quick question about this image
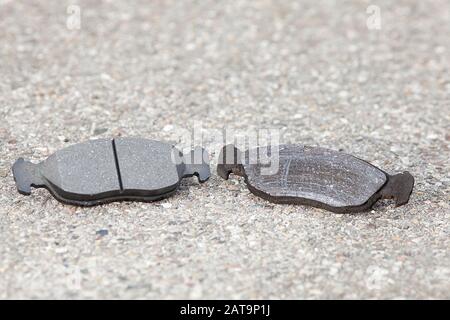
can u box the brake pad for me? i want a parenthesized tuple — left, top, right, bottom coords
(217, 144, 414, 213)
(12, 138, 210, 206)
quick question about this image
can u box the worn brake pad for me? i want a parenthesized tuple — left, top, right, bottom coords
(217, 144, 414, 213)
(12, 138, 210, 206)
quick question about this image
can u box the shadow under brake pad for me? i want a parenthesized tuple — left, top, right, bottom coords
(12, 138, 210, 206)
(217, 144, 414, 213)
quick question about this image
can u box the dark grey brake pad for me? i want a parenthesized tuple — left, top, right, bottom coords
(217, 144, 414, 213)
(12, 138, 210, 206)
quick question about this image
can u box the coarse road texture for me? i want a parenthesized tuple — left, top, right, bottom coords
(0, 0, 449, 299)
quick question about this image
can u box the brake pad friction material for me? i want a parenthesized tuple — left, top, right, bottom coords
(113, 138, 181, 195)
(217, 144, 414, 213)
(12, 138, 210, 206)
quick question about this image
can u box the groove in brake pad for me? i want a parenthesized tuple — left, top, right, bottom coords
(12, 138, 210, 206)
(217, 144, 414, 213)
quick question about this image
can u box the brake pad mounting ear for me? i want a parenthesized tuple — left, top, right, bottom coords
(217, 144, 414, 213)
(12, 138, 210, 206)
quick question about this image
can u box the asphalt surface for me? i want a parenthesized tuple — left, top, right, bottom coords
(0, 0, 449, 299)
